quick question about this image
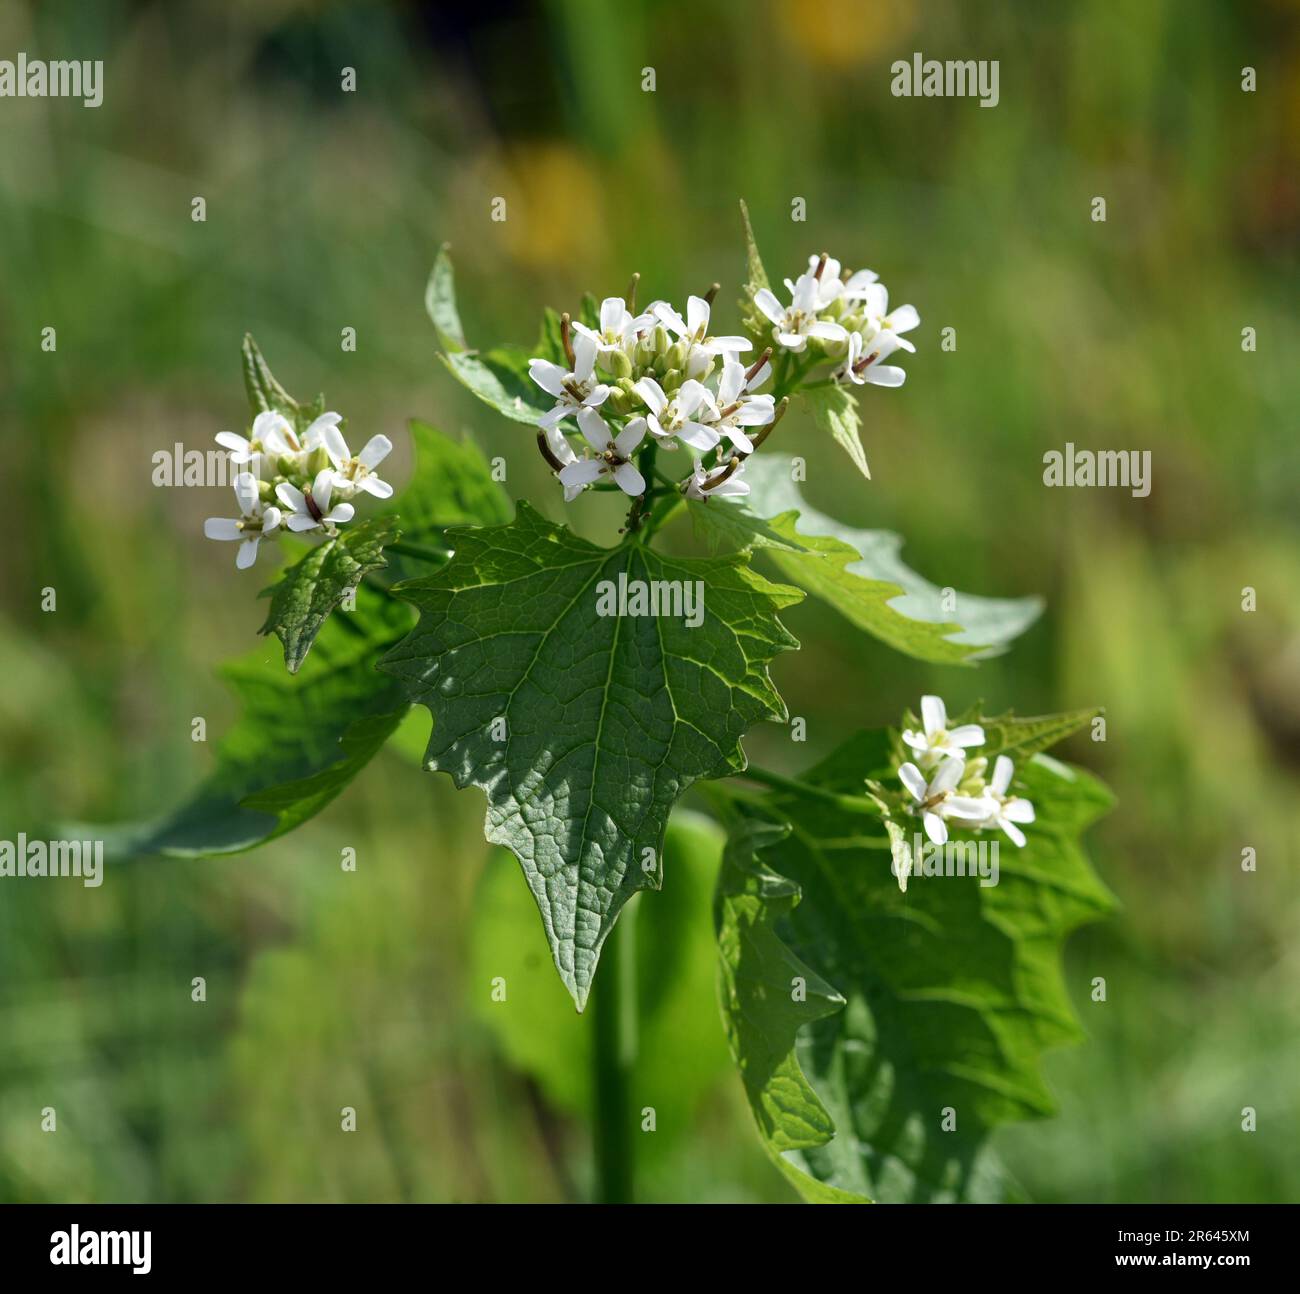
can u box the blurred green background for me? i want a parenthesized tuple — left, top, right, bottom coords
(2, 0, 1298, 1203)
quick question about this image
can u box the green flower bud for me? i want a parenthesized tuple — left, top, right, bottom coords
(658, 367, 682, 394)
(651, 323, 671, 355)
(606, 348, 633, 380)
(664, 340, 688, 372)
(305, 445, 331, 476)
(607, 385, 636, 416)
(257, 479, 275, 502)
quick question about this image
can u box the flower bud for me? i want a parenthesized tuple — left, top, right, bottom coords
(607, 385, 636, 416)
(605, 348, 633, 380)
(305, 445, 331, 476)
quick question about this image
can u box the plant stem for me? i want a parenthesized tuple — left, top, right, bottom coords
(741, 763, 883, 814)
(592, 899, 638, 1204)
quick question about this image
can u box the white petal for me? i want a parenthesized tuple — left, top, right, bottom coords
(865, 365, 906, 387)
(613, 417, 647, 458)
(887, 304, 920, 334)
(676, 380, 709, 415)
(677, 421, 720, 452)
(312, 469, 334, 511)
(923, 812, 948, 846)
(898, 762, 928, 802)
(320, 424, 350, 465)
(921, 695, 947, 737)
(612, 462, 646, 496)
(864, 283, 889, 316)
(275, 481, 304, 512)
(721, 425, 754, 453)
(233, 472, 260, 514)
(326, 502, 355, 525)
(538, 404, 568, 430)
(950, 724, 985, 749)
(360, 476, 394, 498)
(776, 332, 806, 351)
(204, 517, 242, 541)
(558, 459, 603, 489)
(545, 426, 577, 466)
(577, 406, 612, 452)
(599, 297, 626, 333)
(262, 506, 282, 532)
(215, 432, 249, 454)
(807, 320, 848, 342)
(686, 295, 709, 337)
(528, 359, 567, 397)
(287, 514, 320, 532)
(1003, 797, 1035, 824)
(945, 795, 990, 822)
(572, 331, 598, 380)
(707, 335, 751, 353)
(585, 384, 611, 407)
(930, 756, 965, 795)
(753, 288, 786, 326)
(633, 376, 667, 415)
(236, 537, 260, 569)
(654, 302, 687, 337)
(1001, 819, 1027, 848)
(843, 269, 879, 296)
(901, 729, 928, 754)
(356, 431, 390, 468)
(991, 755, 1013, 796)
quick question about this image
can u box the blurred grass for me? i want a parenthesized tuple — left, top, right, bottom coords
(1, 0, 1298, 1202)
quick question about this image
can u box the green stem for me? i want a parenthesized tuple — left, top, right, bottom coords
(741, 763, 883, 815)
(592, 901, 638, 1204)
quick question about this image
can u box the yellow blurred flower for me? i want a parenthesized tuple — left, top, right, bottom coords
(775, 0, 915, 69)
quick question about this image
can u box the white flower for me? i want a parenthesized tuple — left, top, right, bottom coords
(654, 295, 751, 375)
(315, 425, 394, 499)
(947, 755, 1037, 848)
(901, 695, 985, 768)
(632, 376, 720, 452)
(703, 356, 774, 453)
(753, 273, 849, 352)
(528, 333, 611, 429)
(904, 754, 982, 842)
(542, 426, 585, 501)
(572, 296, 651, 358)
(204, 472, 281, 569)
(683, 456, 749, 501)
(859, 282, 920, 353)
(557, 408, 647, 498)
(898, 756, 985, 846)
(274, 469, 355, 533)
(837, 329, 908, 388)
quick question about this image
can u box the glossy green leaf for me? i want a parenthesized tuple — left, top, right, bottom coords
(806, 382, 871, 480)
(714, 722, 1116, 1202)
(109, 596, 413, 858)
(241, 333, 326, 433)
(687, 499, 808, 555)
(259, 515, 400, 673)
(743, 455, 1042, 663)
(381, 502, 801, 1008)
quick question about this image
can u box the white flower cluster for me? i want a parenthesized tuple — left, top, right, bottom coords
(203, 410, 393, 569)
(755, 254, 918, 387)
(529, 294, 772, 504)
(896, 695, 1036, 848)
(530, 255, 918, 509)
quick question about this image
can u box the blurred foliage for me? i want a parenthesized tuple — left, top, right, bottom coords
(1, 0, 1298, 1202)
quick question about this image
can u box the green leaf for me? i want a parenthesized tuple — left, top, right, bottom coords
(258, 516, 401, 673)
(687, 499, 808, 555)
(469, 811, 734, 1154)
(425, 244, 467, 353)
(381, 502, 802, 1009)
(241, 333, 326, 433)
(427, 248, 555, 425)
(715, 723, 1116, 1203)
(739, 199, 774, 343)
(743, 455, 1042, 663)
(108, 597, 413, 858)
(739, 198, 771, 294)
(806, 382, 871, 480)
